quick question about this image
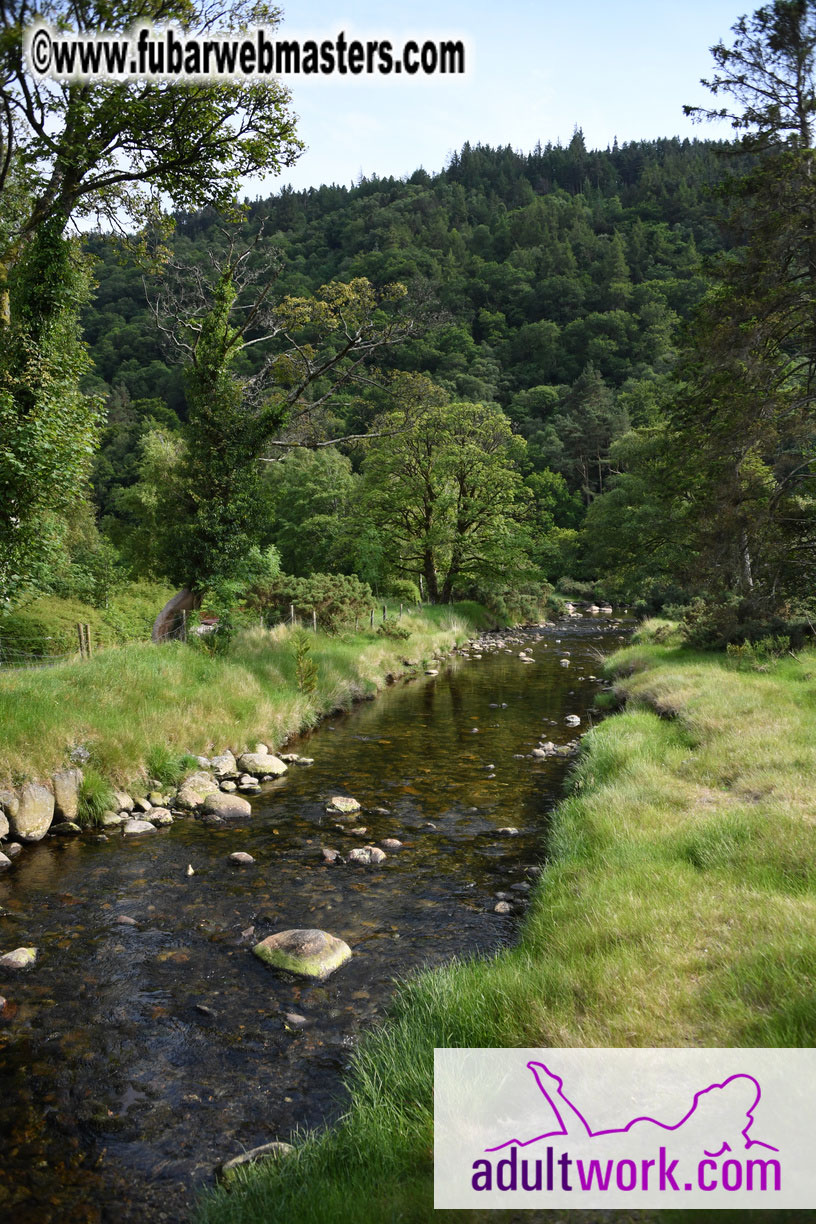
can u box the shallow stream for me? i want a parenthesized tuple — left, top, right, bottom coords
(0, 615, 629, 1222)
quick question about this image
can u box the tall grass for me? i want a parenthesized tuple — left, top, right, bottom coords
(196, 639, 816, 1224)
(0, 609, 474, 790)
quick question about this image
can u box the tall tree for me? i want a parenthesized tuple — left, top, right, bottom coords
(362, 399, 531, 602)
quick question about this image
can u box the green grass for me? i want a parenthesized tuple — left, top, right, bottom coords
(0, 606, 476, 791)
(195, 637, 816, 1224)
(76, 766, 117, 827)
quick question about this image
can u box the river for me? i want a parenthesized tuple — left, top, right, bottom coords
(0, 614, 629, 1223)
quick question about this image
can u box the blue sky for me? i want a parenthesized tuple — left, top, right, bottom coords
(245, 0, 749, 196)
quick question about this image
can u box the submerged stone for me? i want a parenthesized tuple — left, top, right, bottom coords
(0, 946, 37, 970)
(326, 795, 360, 815)
(253, 928, 351, 980)
(122, 819, 156, 836)
(203, 792, 252, 820)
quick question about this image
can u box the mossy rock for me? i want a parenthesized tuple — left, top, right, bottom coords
(253, 929, 351, 980)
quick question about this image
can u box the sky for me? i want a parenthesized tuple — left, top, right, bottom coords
(244, 0, 750, 198)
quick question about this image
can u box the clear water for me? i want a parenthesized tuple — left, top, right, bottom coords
(0, 615, 630, 1222)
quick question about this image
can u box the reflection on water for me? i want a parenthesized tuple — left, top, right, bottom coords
(0, 617, 628, 1222)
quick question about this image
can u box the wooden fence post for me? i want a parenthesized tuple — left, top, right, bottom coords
(84, 624, 92, 657)
(399, 603, 403, 620)
(312, 609, 317, 632)
(181, 609, 188, 642)
(370, 608, 374, 629)
(290, 603, 295, 624)
(382, 604, 387, 623)
(77, 623, 86, 660)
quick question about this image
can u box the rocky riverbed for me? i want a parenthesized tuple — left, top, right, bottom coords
(0, 613, 630, 1223)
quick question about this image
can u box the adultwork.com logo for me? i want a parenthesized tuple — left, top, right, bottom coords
(434, 1049, 816, 1209)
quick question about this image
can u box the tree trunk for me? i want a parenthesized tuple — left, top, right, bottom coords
(152, 587, 201, 642)
(423, 550, 439, 603)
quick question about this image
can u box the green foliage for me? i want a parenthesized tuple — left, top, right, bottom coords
(0, 219, 103, 607)
(144, 745, 199, 787)
(680, 595, 809, 651)
(247, 573, 374, 632)
(376, 621, 411, 640)
(726, 636, 792, 670)
(383, 578, 421, 604)
(76, 768, 116, 828)
(362, 398, 533, 602)
(291, 630, 318, 694)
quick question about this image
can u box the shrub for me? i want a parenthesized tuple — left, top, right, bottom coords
(246, 573, 374, 633)
(291, 630, 318, 694)
(377, 622, 411, 640)
(384, 578, 421, 604)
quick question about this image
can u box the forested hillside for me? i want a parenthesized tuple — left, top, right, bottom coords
(77, 134, 743, 619)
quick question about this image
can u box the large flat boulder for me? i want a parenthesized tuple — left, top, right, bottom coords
(11, 783, 54, 842)
(202, 792, 252, 820)
(237, 752, 287, 778)
(253, 928, 351, 980)
(52, 768, 83, 821)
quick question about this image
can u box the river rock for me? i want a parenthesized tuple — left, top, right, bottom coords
(565, 715, 581, 727)
(494, 901, 512, 914)
(559, 658, 570, 667)
(116, 915, 139, 926)
(148, 790, 165, 805)
(113, 791, 134, 812)
(51, 821, 82, 835)
(425, 668, 439, 675)
(52, 768, 82, 821)
(218, 1140, 294, 1184)
(381, 838, 403, 850)
(279, 753, 300, 763)
(321, 847, 342, 864)
(11, 783, 54, 842)
(348, 845, 386, 865)
(327, 796, 360, 815)
(133, 797, 152, 813)
(102, 812, 123, 828)
(237, 752, 287, 777)
(253, 743, 269, 755)
(122, 819, 156, 836)
(531, 747, 548, 759)
(5, 843, 22, 859)
(0, 947, 37, 970)
(211, 750, 238, 779)
(176, 771, 219, 810)
(294, 757, 314, 766)
(203, 792, 252, 820)
(497, 827, 520, 836)
(228, 852, 255, 865)
(0, 853, 11, 870)
(0, 811, 8, 841)
(253, 928, 352, 980)
(149, 808, 174, 826)
(0, 789, 19, 822)
(220, 781, 237, 793)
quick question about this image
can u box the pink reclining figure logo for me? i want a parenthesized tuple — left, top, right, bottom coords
(486, 1061, 779, 1159)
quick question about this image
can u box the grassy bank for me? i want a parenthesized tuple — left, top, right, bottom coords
(196, 625, 816, 1224)
(0, 605, 486, 789)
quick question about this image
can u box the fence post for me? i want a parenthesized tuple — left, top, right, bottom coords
(399, 603, 403, 620)
(355, 615, 359, 632)
(84, 624, 92, 658)
(290, 603, 295, 624)
(382, 604, 387, 623)
(312, 609, 317, 632)
(370, 608, 374, 629)
(77, 623, 86, 660)
(181, 609, 188, 642)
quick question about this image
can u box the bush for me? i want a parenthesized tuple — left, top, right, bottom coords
(246, 573, 374, 632)
(384, 578, 421, 604)
(377, 622, 411, 640)
(681, 594, 810, 651)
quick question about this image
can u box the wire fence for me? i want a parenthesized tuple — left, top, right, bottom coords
(0, 600, 426, 671)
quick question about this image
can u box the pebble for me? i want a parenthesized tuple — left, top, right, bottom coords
(0, 947, 37, 970)
(321, 848, 342, 864)
(186, 864, 195, 876)
(380, 838, 402, 850)
(228, 852, 255, 865)
(497, 827, 520, 836)
(494, 901, 512, 914)
(116, 915, 139, 927)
